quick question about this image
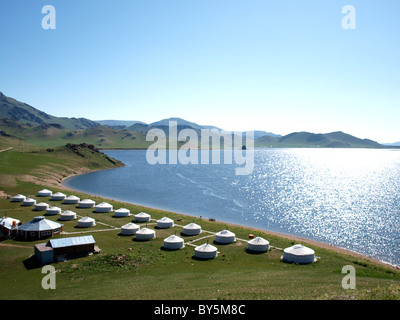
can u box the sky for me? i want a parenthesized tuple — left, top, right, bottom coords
(0, 0, 399, 143)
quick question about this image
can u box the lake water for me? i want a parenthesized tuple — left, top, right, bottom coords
(63, 148, 400, 267)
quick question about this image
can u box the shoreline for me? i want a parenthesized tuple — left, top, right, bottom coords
(57, 167, 400, 272)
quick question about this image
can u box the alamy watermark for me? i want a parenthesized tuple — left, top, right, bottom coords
(342, 265, 356, 290)
(41, 265, 56, 290)
(145, 121, 255, 176)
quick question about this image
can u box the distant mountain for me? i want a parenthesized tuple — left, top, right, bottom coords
(95, 120, 146, 127)
(255, 131, 384, 148)
(0, 91, 98, 130)
(383, 142, 400, 147)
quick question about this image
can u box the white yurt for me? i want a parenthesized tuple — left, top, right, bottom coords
(94, 202, 113, 213)
(182, 222, 202, 236)
(78, 199, 96, 208)
(77, 216, 96, 228)
(135, 227, 156, 241)
(22, 198, 36, 206)
(156, 217, 174, 229)
(194, 243, 218, 259)
(282, 244, 316, 264)
(120, 223, 140, 235)
(247, 236, 270, 253)
(46, 206, 61, 216)
(114, 208, 130, 217)
(215, 229, 236, 244)
(35, 202, 49, 211)
(12, 194, 26, 202)
(63, 195, 80, 204)
(134, 212, 151, 223)
(51, 192, 66, 201)
(163, 235, 185, 250)
(59, 210, 77, 221)
(37, 189, 52, 197)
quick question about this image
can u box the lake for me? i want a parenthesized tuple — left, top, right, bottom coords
(63, 148, 400, 267)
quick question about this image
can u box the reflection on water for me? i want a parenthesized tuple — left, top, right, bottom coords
(64, 148, 400, 267)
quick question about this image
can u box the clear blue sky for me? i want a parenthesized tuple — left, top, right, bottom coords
(0, 0, 399, 143)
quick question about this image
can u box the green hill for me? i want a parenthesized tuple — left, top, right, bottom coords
(255, 131, 384, 148)
(0, 91, 98, 130)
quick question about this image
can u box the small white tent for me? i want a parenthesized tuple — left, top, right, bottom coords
(215, 230, 236, 244)
(77, 217, 96, 228)
(182, 222, 202, 236)
(120, 223, 140, 235)
(94, 202, 113, 213)
(37, 189, 52, 197)
(194, 243, 218, 259)
(282, 244, 316, 264)
(78, 199, 96, 208)
(114, 208, 130, 217)
(247, 236, 270, 253)
(59, 210, 77, 221)
(12, 194, 26, 202)
(63, 195, 80, 204)
(163, 235, 185, 250)
(51, 192, 66, 201)
(134, 212, 151, 223)
(35, 202, 49, 211)
(156, 217, 174, 229)
(46, 206, 61, 216)
(135, 228, 156, 241)
(22, 198, 36, 206)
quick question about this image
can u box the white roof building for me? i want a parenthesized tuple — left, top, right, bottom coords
(247, 236, 270, 252)
(194, 243, 218, 259)
(215, 229, 236, 244)
(94, 202, 113, 213)
(120, 223, 140, 235)
(135, 227, 156, 241)
(12, 194, 26, 202)
(22, 198, 36, 206)
(282, 244, 316, 264)
(114, 208, 130, 217)
(63, 195, 80, 204)
(35, 202, 50, 211)
(134, 212, 151, 223)
(37, 189, 52, 197)
(156, 217, 174, 229)
(163, 235, 185, 250)
(59, 210, 77, 221)
(51, 192, 66, 201)
(46, 206, 61, 216)
(78, 199, 96, 208)
(182, 222, 202, 236)
(77, 217, 96, 228)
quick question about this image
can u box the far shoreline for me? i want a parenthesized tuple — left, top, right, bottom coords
(56, 160, 400, 272)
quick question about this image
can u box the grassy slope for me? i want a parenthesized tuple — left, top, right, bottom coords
(0, 143, 400, 300)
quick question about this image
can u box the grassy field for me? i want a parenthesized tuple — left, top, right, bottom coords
(1, 142, 400, 300)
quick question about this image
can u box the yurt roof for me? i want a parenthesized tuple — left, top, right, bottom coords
(18, 216, 63, 232)
(158, 217, 173, 223)
(0, 217, 20, 229)
(38, 189, 52, 193)
(96, 202, 112, 207)
(13, 194, 25, 199)
(79, 217, 95, 222)
(195, 243, 217, 252)
(184, 222, 201, 229)
(116, 208, 130, 212)
(53, 192, 66, 197)
(80, 199, 95, 203)
(135, 212, 150, 217)
(284, 244, 315, 256)
(122, 223, 139, 229)
(24, 198, 36, 202)
(216, 229, 235, 237)
(61, 210, 76, 215)
(164, 235, 184, 243)
(65, 195, 80, 200)
(48, 206, 61, 211)
(136, 228, 155, 234)
(248, 236, 269, 245)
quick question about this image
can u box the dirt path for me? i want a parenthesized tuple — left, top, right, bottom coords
(0, 147, 13, 153)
